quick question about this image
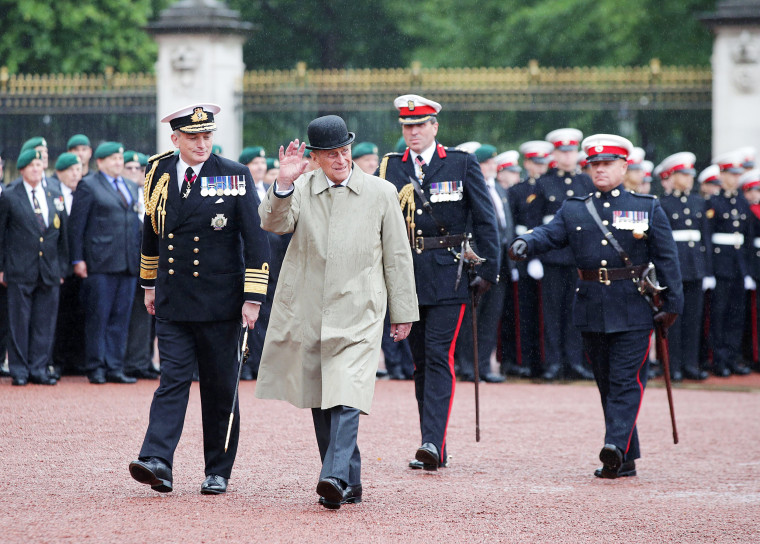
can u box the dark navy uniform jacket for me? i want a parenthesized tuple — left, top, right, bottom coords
(748, 206, 760, 281)
(508, 176, 539, 237)
(704, 190, 752, 279)
(378, 143, 499, 306)
(529, 168, 595, 266)
(68, 171, 141, 276)
(517, 187, 683, 333)
(140, 152, 270, 322)
(660, 191, 711, 282)
(0, 181, 68, 285)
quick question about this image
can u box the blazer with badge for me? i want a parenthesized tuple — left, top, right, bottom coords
(660, 191, 711, 282)
(529, 168, 595, 266)
(0, 182, 68, 285)
(139, 152, 270, 322)
(516, 188, 683, 333)
(378, 143, 500, 306)
(68, 171, 141, 276)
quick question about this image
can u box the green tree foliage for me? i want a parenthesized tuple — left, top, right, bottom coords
(0, 0, 172, 73)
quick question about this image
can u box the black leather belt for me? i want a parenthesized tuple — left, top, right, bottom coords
(414, 234, 467, 253)
(577, 265, 647, 284)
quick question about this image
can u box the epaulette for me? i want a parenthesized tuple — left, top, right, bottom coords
(382, 152, 402, 158)
(148, 149, 176, 164)
(445, 147, 469, 154)
(568, 193, 593, 202)
(631, 192, 656, 199)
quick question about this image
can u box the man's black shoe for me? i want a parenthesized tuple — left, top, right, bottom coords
(240, 364, 255, 381)
(48, 365, 61, 380)
(567, 363, 594, 380)
(594, 460, 637, 479)
(88, 370, 106, 384)
(316, 477, 345, 510)
(11, 377, 28, 386)
(129, 457, 173, 492)
(671, 369, 684, 383)
(106, 372, 137, 384)
(125, 368, 159, 380)
(483, 372, 506, 383)
(504, 363, 531, 378)
(415, 443, 440, 471)
(319, 483, 362, 505)
(542, 364, 561, 381)
(714, 367, 731, 378)
(30, 375, 57, 385)
(200, 474, 228, 495)
(683, 366, 709, 380)
(409, 457, 449, 470)
(729, 363, 751, 376)
(599, 444, 623, 473)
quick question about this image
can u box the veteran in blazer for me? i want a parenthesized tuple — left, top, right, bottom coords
(129, 104, 271, 497)
(256, 116, 418, 509)
(0, 149, 68, 385)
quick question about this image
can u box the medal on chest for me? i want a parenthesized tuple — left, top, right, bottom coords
(612, 210, 649, 238)
(429, 180, 463, 203)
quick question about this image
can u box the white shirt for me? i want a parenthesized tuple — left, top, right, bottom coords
(23, 180, 49, 226)
(409, 142, 437, 183)
(485, 178, 507, 228)
(176, 157, 204, 194)
(254, 180, 267, 203)
(60, 183, 74, 215)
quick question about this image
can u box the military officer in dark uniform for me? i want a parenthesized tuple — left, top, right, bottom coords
(741, 168, 760, 371)
(377, 94, 499, 470)
(530, 129, 595, 381)
(658, 153, 711, 381)
(129, 103, 270, 495)
(706, 150, 753, 376)
(509, 134, 683, 478)
(509, 141, 554, 377)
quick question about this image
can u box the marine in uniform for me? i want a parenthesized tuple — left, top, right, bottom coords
(377, 94, 499, 470)
(706, 150, 753, 376)
(623, 147, 646, 193)
(0, 149, 68, 385)
(741, 168, 760, 372)
(129, 103, 270, 495)
(509, 134, 683, 478)
(508, 141, 553, 377)
(640, 160, 654, 195)
(529, 128, 595, 381)
(698, 164, 722, 199)
(67, 134, 93, 178)
(657, 153, 710, 381)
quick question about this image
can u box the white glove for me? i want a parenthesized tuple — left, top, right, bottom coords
(745, 276, 757, 291)
(701, 276, 716, 291)
(511, 268, 519, 282)
(527, 259, 544, 280)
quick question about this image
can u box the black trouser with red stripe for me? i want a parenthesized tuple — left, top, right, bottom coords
(408, 303, 466, 462)
(583, 329, 652, 462)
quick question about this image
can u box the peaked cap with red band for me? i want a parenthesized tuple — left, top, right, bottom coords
(394, 94, 442, 125)
(519, 140, 554, 163)
(740, 168, 760, 191)
(657, 152, 696, 179)
(698, 164, 721, 185)
(627, 147, 646, 169)
(581, 134, 633, 163)
(495, 150, 521, 172)
(712, 150, 745, 174)
(546, 128, 583, 151)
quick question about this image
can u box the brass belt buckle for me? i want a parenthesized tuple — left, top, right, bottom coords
(415, 237, 424, 254)
(598, 267, 610, 286)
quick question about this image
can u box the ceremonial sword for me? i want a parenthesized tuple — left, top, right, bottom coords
(224, 324, 249, 453)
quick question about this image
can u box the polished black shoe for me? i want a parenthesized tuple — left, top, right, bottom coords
(30, 375, 57, 385)
(714, 367, 731, 378)
(129, 457, 173, 492)
(415, 442, 440, 471)
(316, 477, 346, 510)
(567, 363, 595, 380)
(106, 372, 137, 384)
(594, 460, 636, 479)
(409, 456, 449, 470)
(240, 364, 255, 381)
(125, 368, 160, 380)
(599, 444, 623, 474)
(88, 370, 106, 384)
(542, 364, 561, 381)
(671, 370, 684, 383)
(388, 368, 406, 380)
(48, 365, 61, 380)
(375, 368, 389, 379)
(11, 377, 28, 386)
(504, 363, 532, 378)
(683, 366, 709, 380)
(319, 483, 362, 505)
(728, 363, 751, 376)
(482, 372, 506, 383)
(200, 474, 228, 495)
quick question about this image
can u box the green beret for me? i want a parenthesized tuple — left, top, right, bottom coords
(238, 146, 266, 164)
(67, 134, 90, 149)
(394, 136, 407, 153)
(266, 157, 280, 171)
(94, 141, 124, 159)
(212, 144, 223, 155)
(17, 149, 42, 169)
(123, 150, 141, 164)
(137, 153, 148, 167)
(55, 152, 82, 171)
(475, 144, 498, 163)
(353, 142, 379, 159)
(20, 136, 47, 154)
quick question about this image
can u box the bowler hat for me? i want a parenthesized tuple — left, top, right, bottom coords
(306, 115, 355, 151)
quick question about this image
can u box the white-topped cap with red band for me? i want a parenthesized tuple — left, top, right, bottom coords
(642, 160, 654, 182)
(657, 152, 697, 179)
(627, 147, 646, 169)
(712, 150, 745, 174)
(394, 94, 442, 125)
(577, 151, 588, 168)
(518, 140, 553, 163)
(581, 134, 634, 163)
(456, 141, 481, 154)
(740, 168, 760, 190)
(495, 150, 521, 172)
(546, 128, 583, 151)
(737, 146, 757, 169)
(698, 164, 721, 185)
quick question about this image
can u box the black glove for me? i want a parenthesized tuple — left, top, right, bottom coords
(469, 276, 492, 306)
(653, 311, 678, 336)
(508, 239, 528, 261)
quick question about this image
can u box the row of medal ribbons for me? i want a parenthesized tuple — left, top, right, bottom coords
(429, 180, 463, 203)
(612, 210, 649, 231)
(200, 175, 247, 197)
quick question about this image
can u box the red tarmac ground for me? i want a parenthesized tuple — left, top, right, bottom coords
(1, 373, 759, 543)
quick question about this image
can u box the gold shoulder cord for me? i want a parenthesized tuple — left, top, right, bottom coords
(398, 183, 416, 245)
(144, 150, 174, 237)
(379, 155, 389, 180)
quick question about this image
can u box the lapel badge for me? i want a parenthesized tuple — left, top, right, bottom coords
(53, 213, 61, 229)
(53, 196, 65, 211)
(211, 213, 228, 230)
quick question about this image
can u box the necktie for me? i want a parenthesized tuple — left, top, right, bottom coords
(113, 178, 128, 206)
(32, 189, 46, 231)
(415, 155, 427, 182)
(181, 167, 196, 198)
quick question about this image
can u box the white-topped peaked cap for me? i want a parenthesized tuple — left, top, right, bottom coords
(495, 150, 521, 172)
(712, 150, 745, 173)
(519, 140, 554, 163)
(456, 141, 481, 154)
(581, 134, 634, 163)
(627, 147, 646, 169)
(546, 128, 583, 151)
(161, 103, 221, 133)
(657, 152, 697, 178)
(394, 94, 442, 125)
(698, 164, 721, 185)
(642, 160, 654, 182)
(740, 168, 760, 190)
(737, 146, 757, 168)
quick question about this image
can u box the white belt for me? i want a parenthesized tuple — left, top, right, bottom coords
(515, 224, 528, 235)
(542, 215, 554, 225)
(754, 237, 760, 249)
(671, 230, 701, 243)
(711, 232, 745, 246)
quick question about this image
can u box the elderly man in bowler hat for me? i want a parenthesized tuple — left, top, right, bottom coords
(255, 115, 419, 509)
